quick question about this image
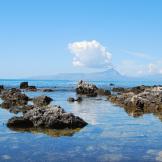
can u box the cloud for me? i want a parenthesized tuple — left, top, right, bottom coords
(68, 40, 112, 69)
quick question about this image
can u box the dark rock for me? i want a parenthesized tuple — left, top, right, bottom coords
(97, 88, 111, 96)
(76, 80, 98, 97)
(109, 83, 115, 86)
(20, 82, 28, 89)
(0, 85, 4, 94)
(33, 95, 53, 106)
(75, 97, 82, 102)
(7, 106, 88, 129)
(42, 89, 54, 92)
(27, 86, 37, 91)
(112, 87, 125, 93)
(67, 97, 75, 102)
(7, 117, 33, 128)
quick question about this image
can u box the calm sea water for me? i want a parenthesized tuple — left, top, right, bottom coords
(1, 80, 162, 162)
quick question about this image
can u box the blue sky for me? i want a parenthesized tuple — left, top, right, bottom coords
(0, 0, 162, 78)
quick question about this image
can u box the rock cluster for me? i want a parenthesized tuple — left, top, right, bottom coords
(7, 106, 87, 129)
(0, 83, 88, 130)
(108, 86, 162, 117)
(20, 82, 37, 91)
(0, 88, 29, 108)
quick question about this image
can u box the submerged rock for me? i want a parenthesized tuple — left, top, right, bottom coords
(67, 97, 82, 102)
(67, 97, 75, 102)
(33, 95, 53, 106)
(7, 106, 88, 129)
(76, 80, 98, 97)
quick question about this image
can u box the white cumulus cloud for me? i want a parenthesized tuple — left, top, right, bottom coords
(68, 40, 112, 69)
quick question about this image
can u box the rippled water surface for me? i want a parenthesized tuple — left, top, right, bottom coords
(1, 80, 162, 162)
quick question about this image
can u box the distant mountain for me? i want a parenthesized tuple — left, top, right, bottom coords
(30, 69, 162, 82)
(31, 68, 127, 81)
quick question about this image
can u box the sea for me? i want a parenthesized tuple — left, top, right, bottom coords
(0, 79, 162, 162)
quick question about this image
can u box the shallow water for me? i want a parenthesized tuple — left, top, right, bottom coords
(1, 80, 162, 162)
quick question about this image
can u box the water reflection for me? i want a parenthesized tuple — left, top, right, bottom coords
(8, 127, 82, 137)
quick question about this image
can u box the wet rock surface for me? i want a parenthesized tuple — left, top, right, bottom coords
(108, 86, 162, 117)
(7, 106, 88, 129)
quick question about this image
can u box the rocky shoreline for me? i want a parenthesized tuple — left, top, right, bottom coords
(109, 85, 162, 117)
(0, 82, 88, 130)
(1, 80, 162, 134)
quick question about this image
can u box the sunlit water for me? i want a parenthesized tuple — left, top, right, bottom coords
(1, 80, 162, 162)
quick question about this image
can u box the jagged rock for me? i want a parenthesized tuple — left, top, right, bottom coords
(1, 88, 29, 108)
(76, 80, 98, 97)
(33, 95, 53, 106)
(7, 106, 88, 129)
(108, 86, 162, 117)
(20, 82, 28, 89)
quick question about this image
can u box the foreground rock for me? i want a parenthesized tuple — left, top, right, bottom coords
(76, 80, 98, 97)
(33, 95, 53, 106)
(7, 106, 88, 129)
(1, 88, 29, 108)
(108, 86, 162, 117)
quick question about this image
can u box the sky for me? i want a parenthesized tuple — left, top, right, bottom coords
(0, 0, 162, 78)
